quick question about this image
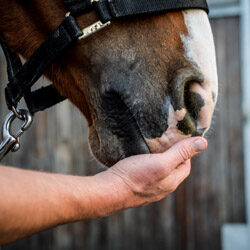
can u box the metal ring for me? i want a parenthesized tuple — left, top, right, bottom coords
(12, 106, 24, 120)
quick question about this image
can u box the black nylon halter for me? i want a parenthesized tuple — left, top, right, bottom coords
(1, 0, 209, 115)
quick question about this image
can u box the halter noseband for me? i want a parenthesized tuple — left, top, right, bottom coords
(0, 0, 208, 160)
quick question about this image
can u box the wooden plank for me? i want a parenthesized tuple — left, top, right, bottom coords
(207, 0, 239, 6)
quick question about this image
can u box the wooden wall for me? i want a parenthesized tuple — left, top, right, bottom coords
(208, 0, 239, 6)
(0, 17, 246, 250)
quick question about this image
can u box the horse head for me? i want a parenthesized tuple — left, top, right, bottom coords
(0, 0, 218, 166)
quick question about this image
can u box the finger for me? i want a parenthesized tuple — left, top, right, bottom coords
(161, 137, 207, 170)
(160, 160, 191, 191)
(171, 159, 191, 182)
(114, 137, 206, 182)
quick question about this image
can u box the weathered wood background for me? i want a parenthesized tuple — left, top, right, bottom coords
(0, 17, 246, 250)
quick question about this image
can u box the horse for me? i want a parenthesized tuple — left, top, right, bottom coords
(0, 0, 218, 166)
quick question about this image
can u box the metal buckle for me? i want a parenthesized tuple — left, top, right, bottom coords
(65, 12, 111, 41)
(0, 108, 33, 161)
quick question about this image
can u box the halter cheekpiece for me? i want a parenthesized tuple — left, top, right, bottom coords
(0, 0, 209, 160)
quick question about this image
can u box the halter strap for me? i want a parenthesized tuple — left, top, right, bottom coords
(3, 16, 81, 114)
(1, 41, 66, 114)
(65, 0, 208, 22)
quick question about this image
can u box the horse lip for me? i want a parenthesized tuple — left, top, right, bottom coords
(121, 100, 151, 154)
(134, 119, 151, 153)
(101, 89, 151, 156)
(121, 110, 151, 155)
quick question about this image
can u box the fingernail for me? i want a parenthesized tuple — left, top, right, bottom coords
(192, 138, 207, 152)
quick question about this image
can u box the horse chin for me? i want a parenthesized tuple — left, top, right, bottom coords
(88, 125, 150, 167)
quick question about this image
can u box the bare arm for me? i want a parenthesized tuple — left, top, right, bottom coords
(0, 137, 207, 245)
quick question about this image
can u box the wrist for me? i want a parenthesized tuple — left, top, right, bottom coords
(84, 171, 132, 218)
(54, 170, 133, 222)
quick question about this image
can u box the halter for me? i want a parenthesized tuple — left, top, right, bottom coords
(0, 0, 208, 160)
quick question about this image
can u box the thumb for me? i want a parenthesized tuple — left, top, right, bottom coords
(163, 137, 207, 168)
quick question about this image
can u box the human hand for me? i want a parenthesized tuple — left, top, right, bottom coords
(104, 137, 207, 208)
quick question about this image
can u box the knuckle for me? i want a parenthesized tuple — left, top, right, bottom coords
(173, 178, 181, 192)
(178, 145, 192, 161)
(168, 181, 178, 193)
(132, 183, 147, 196)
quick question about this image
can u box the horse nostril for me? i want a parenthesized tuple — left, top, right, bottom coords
(168, 68, 205, 135)
(168, 68, 204, 112)
(184, 82, 205, 122)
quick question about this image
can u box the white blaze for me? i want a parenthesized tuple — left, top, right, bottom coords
(182, 10, 218, 130)
(182, 10, 218, 95)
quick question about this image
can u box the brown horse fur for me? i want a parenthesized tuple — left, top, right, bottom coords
(0, 0, 213, 166)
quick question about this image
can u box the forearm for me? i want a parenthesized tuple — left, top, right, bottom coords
(0, 166, 128, 245)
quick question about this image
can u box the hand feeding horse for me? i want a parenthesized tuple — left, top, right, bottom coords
(0, 0, 218, 166)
